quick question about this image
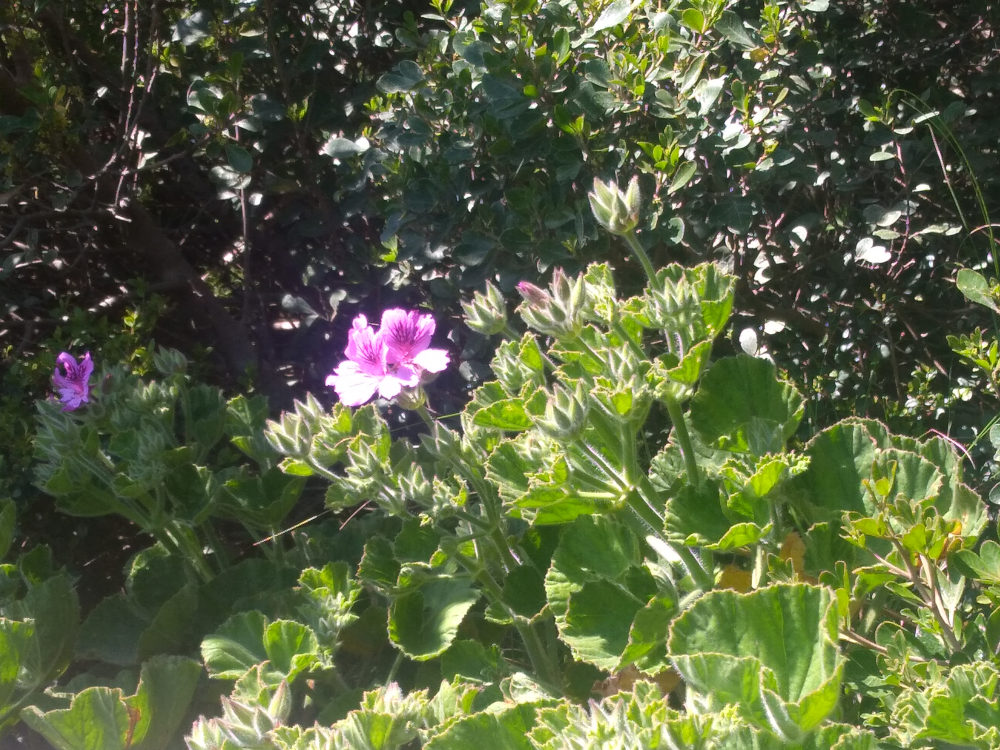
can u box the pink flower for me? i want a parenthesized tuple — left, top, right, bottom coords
(326, 310, 449, 407)
(52, 351, 93, 411)
(380, 309, 450, 374)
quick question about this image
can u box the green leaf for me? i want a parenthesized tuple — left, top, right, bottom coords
(389, 571, 479, 660)
(680, 8, 707, 33)
(664, 479, 733, 546)
(690, 355, 804, 455)
(956, 268, 1000, 312)
(545, 516, 652, 668)
(19, 655, 200, 750)
(954, 540, 1000, 583)
(77, 594, 146, 666)
(127, 655, 202, 750)
(321, 135, 370, 158)
(515, 485, 606, 525)
(502, 565, 547, 619)
(442, 639, 503, 684)
(21, 688, 131, 750)
(694, 76, 727, 116)
(377, 60, 425, 93)
(202, 610, 269, 680)
(716, 11, 758, 48)
(891, 662, 1000, 747)
(667, 161, 697, 194)
(669, 584, 843, 738)
(264, 619, 320, 682)
(470, 382, 533, 431)
(425, 702, 546, 750)
(225, 144, 253, 174)
(137, 582, 198, 661)
(21, 574, 79, 685)
(592, 0, 635, 31)
(792, 419, 876, 518)
(619, 595, 676, 674)
(707, 521, 767, 551)
(358, 536, 401, 594)
(0, 618, 33, 710)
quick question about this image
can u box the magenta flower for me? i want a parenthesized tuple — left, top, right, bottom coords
(52, 351, 93, 411)
(326, 310, 449, 407)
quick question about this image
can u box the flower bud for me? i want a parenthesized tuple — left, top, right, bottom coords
(462, 281, 508, 335)
(517, 270, 587, 338)
(394, 385, 426, 411)
(535, 382, 588, 441)
(516, 281, 550, 307)
(589, 175, 641, 235)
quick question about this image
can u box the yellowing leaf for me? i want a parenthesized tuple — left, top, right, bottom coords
(718, 564, 752, 592)
(780, 531, 806, 578)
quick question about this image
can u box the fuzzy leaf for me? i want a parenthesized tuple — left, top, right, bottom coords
(690, 355, 803, 455)
(389, 572, 479, 660)
(669, 584, 843, 737)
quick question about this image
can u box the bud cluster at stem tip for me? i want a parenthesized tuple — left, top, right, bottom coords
(588, 175, 641, 236)
(461, 280, 508, 336)
(516, 267, 587, 338)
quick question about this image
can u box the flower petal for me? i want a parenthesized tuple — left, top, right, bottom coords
(393, 363, 421, 387)
(52, 351, 92, 410)
(381, 309, 435, 364)
(79, 352, 94, 380)
(344, 321, 388, 374)
(412, 347, 450, 373)
(56, 352, 77, 371)
(326, 362, 379, 406)
(376, 375, 405, 400)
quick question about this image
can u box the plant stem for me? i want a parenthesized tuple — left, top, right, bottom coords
(453, 553, 561, 690)
(664, 395, 700, 486)
(623, 229, 657, 285)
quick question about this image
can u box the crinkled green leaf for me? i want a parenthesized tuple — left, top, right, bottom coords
(0, 618, 33, 710)
(690, 355, 803, 455)
(425, 701, 548, 750)
(619, 595, 676, 674)
(389, 572, 479, 660)
(545, 516, 652, 668)
(665, 479, 732, 546)
(127, 655, 202, 750)
(263, 619, 320, 681)
(669, 584, 843, 737)
(201, 610, 268, 680)
(792, 419, 877, 518)
(77, 593, 146, 666)
(20, 574, 79, 685)
(21, 688, 131, 750)
(137, 582, 198, 661)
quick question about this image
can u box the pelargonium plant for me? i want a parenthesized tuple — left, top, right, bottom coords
(51, 351, 93, 411)
(325, 309, 449, 406)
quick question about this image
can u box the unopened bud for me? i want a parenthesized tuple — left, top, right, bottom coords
(535, 382, 588, 441)
(462, 281, 508, 335)
(517, 270, 586, 338)
(394, 386, 426, 411)
(589, 175, 641, 235)
(517, 281, 550, 307)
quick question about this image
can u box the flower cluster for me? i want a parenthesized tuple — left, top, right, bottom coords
(52, 351, 93, 411)
(326, 309, 449, 406)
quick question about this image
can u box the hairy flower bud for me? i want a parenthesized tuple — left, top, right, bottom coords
(589, 175, 641, 235)
(516, 281, 550, 307)
(462, 281, 508, 335)
(517, 270, 587, 338)
(535, 382, 588, 441)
